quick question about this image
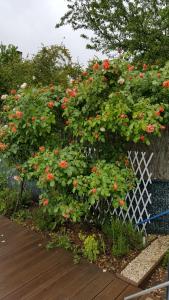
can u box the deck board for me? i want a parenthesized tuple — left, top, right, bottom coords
(0, 216, 143, 299)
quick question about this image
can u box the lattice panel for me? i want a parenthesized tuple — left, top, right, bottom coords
(89, 151, 153, 233)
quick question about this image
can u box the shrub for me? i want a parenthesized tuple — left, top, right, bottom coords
(11, 209, 32, 224)
(0, 188, 19, 216)
(0, 58, 168, 226)
(79, 233, 100, 262)
(0, 188, 33, 216)
(47, 232, 72, 250)
(32, 208, 58, 231)
(102, 219, 143, 257)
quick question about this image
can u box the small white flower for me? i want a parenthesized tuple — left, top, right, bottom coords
(13, 176, 21, 182)
(32, 76, 36, 80)
(20, 82, 27, 89)
(4, 125, 8, 128)
(1, 94, 8, 100)
(118, 77, 125, 85)
(100, 127, 106, 132)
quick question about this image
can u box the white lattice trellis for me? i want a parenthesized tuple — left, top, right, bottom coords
(113, 151, 153, 232)
(89, 151, 153, 233)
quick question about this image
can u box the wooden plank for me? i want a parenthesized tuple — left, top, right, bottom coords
(72, 271, 115, 300)
(0, 217, 145, 300)
(0, 247, 73, 298)
(116, 285, 142, 300)
(93, 278, 128, 299)
(26, 261, 102, 299)
(1, 252, 75, 300)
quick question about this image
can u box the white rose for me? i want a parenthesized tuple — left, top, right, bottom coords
(118, 78, 125, 85)
(100, 127, 106, 132)
(1, 94, 8, 100)
(20, 83, 27, 89)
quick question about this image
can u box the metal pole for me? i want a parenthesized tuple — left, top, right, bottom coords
(124, 281, 169, 300)
(166, 263, 169, 300)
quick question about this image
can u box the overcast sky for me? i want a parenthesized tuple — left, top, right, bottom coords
(0, 0, 105, 65)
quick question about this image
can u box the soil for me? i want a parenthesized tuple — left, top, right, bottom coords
(142, 265, 168, 300)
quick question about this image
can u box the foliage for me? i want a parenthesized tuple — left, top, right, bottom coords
(32, 44, 81, 87)
(79, 233, 100, 262)
(0, 43, 81, 95)
(32, 208, 58, 231)
(0, 58, 168, 225)
(11, 209, 32, 224)
(102, 219, 143, 257)
(0, 188, 19, 215)
(162, 249, 169, 268)
(0, 44, 33, 96)
(56, 0, 169, 65)
(47, 232, 72, 250)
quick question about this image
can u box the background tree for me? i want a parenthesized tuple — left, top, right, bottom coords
(56, 0, 169, 65)
(0, 43, 81, 96)
(32, 44, 81, 86)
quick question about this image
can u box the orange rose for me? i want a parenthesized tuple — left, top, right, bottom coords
(103, 59, 110, 70)
(58, 160, 68, 169)
(47, 101, 54, 108)
(46, 173, 55, 181)
(42, 199, 49, 206)
(146, 124, 155, 133)
(39, 146, 45, 152)
(15, 111, 23, 119)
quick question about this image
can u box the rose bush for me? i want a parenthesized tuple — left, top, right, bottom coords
(0, 58, 168, 224)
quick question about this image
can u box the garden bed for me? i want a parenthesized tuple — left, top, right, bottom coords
(9, 207, 155, 274)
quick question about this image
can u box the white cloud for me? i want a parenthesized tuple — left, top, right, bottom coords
(0, 0, 105, 65)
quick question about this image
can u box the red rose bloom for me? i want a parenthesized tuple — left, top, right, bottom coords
(91, 166, 97, 173)
(63, 97, 69, 104)
(146, 124, 155, 133)
(47, 101, 54, 109)
(155, 111, 160, 116)
(140, 135, 145, 142)
(46, 173, 55, 181)
(128, 65, 134, 71)
(82, 71, 88, 76)
(66, 89, 77, 97)
(39, 146, 45, 152)
(58, 160, 69, 169)
(143, 64, 147, 71)
(91, 188, 97, 194)
(42, 199, 49, 206)
(102, 59, 110, 70)
(61, 103, 67, 110)
(162, 80, 169, 88)
(159, 106, 164, 113)
(120, 114, 128, 119)
(139, 73, 144, 78)
(15, 111, 23, 119)
(11, 126, 17, 133)
(119, 199, 125, 207)
(92, 63, 99, 70)
(11, 89, 17, 95)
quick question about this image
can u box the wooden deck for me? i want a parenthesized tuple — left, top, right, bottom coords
(0, 216, 143, 300)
